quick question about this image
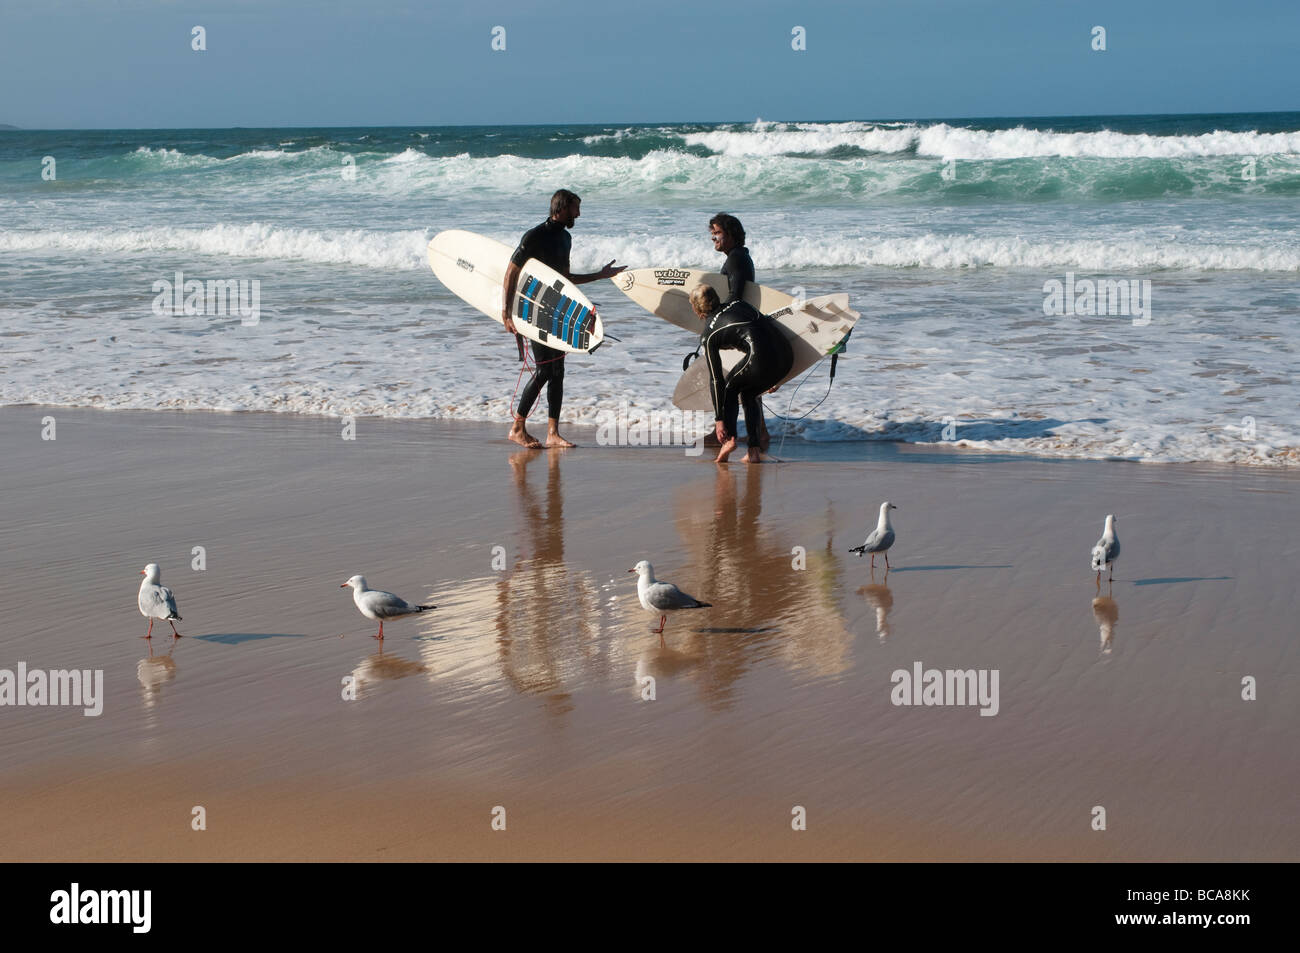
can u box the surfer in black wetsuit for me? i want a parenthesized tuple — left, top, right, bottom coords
(707, 212, 770, 450)
(709, 212, 753, 302)
(502, 189, 625, 449)
(690, 284, 792, 464)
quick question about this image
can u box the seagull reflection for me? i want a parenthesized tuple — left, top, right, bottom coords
(1091, 594, 1118, 655)
(351, 644, 429, 691)
(137, 639, 179, 706)
(634, 646, 702, 693)
(856, 570, 894, 641)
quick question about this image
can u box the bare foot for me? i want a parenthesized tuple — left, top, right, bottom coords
(744, 447, 761, 464)
(546, 432, 576, 448)
(508, 420, 541, 449)
(714, 436, 737, 463)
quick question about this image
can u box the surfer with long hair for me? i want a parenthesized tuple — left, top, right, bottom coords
(707, 212, 770, 450)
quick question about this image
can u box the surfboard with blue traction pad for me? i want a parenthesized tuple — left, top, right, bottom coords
(427, 229, 604, 354)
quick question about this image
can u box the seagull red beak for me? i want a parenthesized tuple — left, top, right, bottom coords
(140, 570, 146, 576)
(627, 569, 635, 573)
(339, 583, 349, 588)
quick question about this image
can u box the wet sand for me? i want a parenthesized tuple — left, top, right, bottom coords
(0, 407, 1296, 861)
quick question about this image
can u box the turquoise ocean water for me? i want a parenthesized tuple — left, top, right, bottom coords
(1, 113, 1297, 464)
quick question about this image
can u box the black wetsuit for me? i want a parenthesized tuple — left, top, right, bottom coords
(511, 219, 571, 419)
(721, 245, 754, 302)
(691, 244, 758, 358)
(703, 301, 793, 448)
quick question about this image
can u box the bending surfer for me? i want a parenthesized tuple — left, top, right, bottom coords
(707, 212, 769, 450)
(690, 285, 792, 464)
(502, 189, 625, 449)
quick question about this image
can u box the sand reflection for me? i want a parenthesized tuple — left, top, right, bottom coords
(137, 639, 179, 708)
(856, 572, 895, 641)
(672, 466, 854, 683)
(412, 450, 611, 710)
(1091, 594, 1118, 655)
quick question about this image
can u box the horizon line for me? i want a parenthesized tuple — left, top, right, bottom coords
(3, 108, 1299, 133)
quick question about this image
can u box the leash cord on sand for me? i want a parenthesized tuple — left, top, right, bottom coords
(769, 354, 835, 460)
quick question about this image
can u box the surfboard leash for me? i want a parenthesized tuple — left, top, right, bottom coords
(769, 326, 854, 458)
(508, 341, 565, 421)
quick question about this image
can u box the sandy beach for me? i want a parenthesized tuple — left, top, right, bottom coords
(0, 406, 1296, 861)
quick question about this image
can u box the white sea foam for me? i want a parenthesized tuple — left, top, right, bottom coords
(682, 120, 1300, 158)
(2, 263, 1296, 468)
(4, 226, 1296, 273)
(0, 225, 430, 270)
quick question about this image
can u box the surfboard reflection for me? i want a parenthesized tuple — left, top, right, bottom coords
(407, 454, 853, 710)
(409, 450, 608, 710)
(670, 466, 855, 692)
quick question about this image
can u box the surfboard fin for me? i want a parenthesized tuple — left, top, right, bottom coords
(829, 328, 852, 380)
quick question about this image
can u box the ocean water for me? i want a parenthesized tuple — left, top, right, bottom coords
(1, 114, 1297, 465)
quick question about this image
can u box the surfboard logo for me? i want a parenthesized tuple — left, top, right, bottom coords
(653, 268, 690, 286)
(455, 258, 474, 272)
(769, 307, 793, 319)
(618, 273, 636, 291)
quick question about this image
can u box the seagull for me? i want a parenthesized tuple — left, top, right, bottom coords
(341, 575, 435, 640)
(1090, 514, 1120, 583)
(849, 501, 898, 569)
(628, 561, 711, 644)
(138, 563, 182, 639)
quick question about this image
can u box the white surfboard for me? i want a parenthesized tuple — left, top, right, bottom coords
(429, 229, 604, 353)
(672, 294, 859, 412)
(611, 268, 796, 333)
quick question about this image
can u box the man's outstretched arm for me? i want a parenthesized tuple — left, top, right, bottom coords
(568, 260, 626, 284)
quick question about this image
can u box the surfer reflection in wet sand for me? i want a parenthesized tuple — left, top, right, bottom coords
(690, 284, 793, 464)
(501, 189, 626, 450)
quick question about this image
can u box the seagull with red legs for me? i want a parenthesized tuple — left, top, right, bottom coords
(138, 563, 183, 640)
(849, 501, 898, 570)
(341, 574, 435, 641)
(629, 560, 711, 646)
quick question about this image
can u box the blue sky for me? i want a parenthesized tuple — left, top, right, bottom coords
(1, 0, 1297, 128)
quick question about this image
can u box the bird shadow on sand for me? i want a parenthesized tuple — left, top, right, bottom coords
(189, 633, 308, 645)
(887, 564, 1013, 573)
(1131, 576, 1232, 586)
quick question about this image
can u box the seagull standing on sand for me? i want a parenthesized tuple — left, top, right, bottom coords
(138, 563, 183, 639)
(1090, 514, 1120, 583)
(849, 501, 898, 569)
(341, 575, 435, 640)
(628, 561, 711, 644)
